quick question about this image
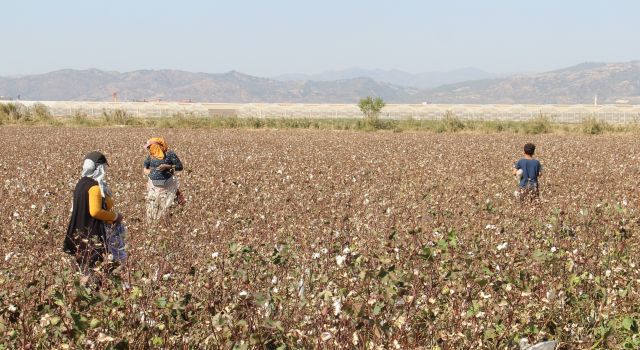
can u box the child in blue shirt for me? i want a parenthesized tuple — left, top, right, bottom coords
(512, 143, 542, 199)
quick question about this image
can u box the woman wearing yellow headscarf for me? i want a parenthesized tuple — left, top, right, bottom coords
(143, 137, 184, 220)
(146, 137, 168, 159)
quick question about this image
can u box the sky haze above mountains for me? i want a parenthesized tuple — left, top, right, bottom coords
(0, 0, 639, 78)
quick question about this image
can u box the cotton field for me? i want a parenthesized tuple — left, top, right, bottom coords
(1, 126, 639, 349)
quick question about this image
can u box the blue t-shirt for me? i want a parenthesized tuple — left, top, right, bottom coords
(514, 158, 542, 188)
(144, 151, 183, 181)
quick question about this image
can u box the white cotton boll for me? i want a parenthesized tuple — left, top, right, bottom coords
(546, 289, 556, 301)
(332, 297, 342, 316)
(336, 255, 346, 266)
(528, 341, 558, 350)
(97, 333, 115, 343)
(497, 242, 508, 251)
(515, 169, 523, 182)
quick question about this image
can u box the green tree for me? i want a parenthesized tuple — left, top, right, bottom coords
(358, 96, 386, 122)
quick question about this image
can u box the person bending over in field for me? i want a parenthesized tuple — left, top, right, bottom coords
(512, 143, 542, 201)
(64, 151, 127, 284)
(143, 137, 185, 221)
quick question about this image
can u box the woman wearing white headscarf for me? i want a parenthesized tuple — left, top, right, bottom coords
(64, 151, 125, 274)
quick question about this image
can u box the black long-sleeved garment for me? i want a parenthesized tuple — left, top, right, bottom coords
(64, 177, 107, 269)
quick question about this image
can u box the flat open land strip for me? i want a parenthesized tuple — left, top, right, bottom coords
(12, 100, 640, 123)
(1, 127, 639, 348)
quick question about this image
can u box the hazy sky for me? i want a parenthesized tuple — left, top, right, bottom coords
(1, 0, 638, 77)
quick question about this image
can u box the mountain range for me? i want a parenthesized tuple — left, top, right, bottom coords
(1, 61, 639, 104)
(426, 62, 640, 104)
(273, 67, 500, 88)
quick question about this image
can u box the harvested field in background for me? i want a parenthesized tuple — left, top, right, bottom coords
(1, 126, 639, 348)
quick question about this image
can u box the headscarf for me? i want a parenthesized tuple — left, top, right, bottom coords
(82, 158, 111, 198)
(145, 137, 168, 160)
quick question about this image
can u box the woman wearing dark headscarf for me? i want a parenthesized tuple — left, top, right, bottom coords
(143, 137, 184, 221)
(64, 151, 125, 274)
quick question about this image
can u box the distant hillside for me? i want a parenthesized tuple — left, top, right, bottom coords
(423, 61, 640, 104)
(1, 62, 639, 104)
(0, 69, 419, 103)
(274, 67, 498, 88)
